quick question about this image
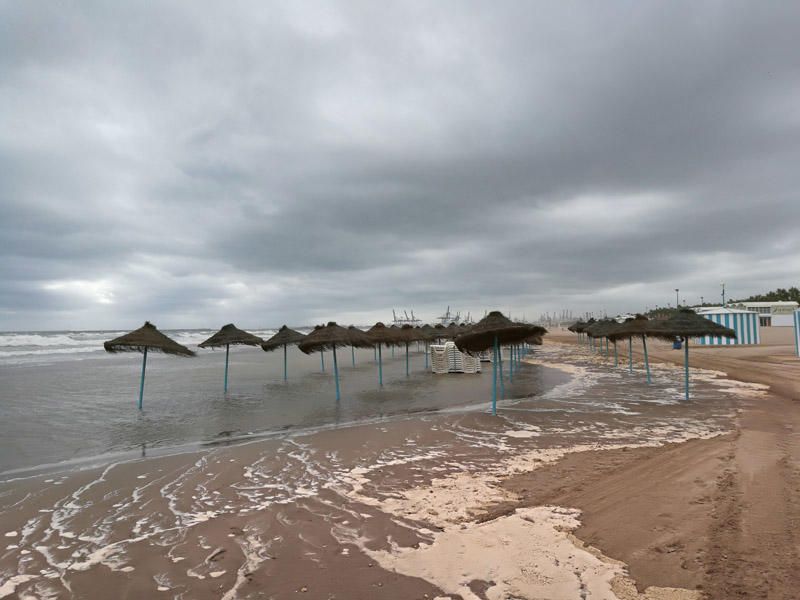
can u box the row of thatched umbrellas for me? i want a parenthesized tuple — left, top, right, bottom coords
(567, 308, 736, 400)
(104, 312, 547, 410)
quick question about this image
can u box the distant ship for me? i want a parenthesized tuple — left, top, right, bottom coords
(391, 309, 422, 327)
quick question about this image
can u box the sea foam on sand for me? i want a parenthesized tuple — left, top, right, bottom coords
(336, 440, 707, 600)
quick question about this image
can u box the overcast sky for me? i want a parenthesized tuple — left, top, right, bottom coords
(2, 1, 799, 330)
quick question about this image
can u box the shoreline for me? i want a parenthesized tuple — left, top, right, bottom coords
(0, 362, 572, 483)
(1, 340, 794, 598)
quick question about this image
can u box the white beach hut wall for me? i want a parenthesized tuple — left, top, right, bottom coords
(695, 307, 760, 345)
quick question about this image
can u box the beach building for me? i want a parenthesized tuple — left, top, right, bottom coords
(728, 301, 799, 327)
(695, 307, 760, 345)
(794, 310, 800, 357)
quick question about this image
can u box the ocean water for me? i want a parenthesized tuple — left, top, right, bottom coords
(0, 330, 566, 476)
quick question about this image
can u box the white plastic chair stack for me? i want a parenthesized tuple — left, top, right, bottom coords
(447, 342, 464, 372)
(429, 342, 481, 374)
(430, 344, 449, 374)
(461, 352, 482, 374)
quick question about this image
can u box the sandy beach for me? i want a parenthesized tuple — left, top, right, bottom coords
(1, 338, 797, 599)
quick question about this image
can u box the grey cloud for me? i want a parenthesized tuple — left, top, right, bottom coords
(1, 1, 799, 329)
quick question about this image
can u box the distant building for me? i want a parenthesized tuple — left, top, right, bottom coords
(694, 307, 760, 345)
(728, 301, 799, 327)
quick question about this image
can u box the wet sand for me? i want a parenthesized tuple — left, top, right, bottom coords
(542, 331, 800, 598)
(0, 340, 791, 599)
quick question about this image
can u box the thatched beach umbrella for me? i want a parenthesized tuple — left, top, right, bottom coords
(261, 325, 307, 381)
(649, 308, 736, 400)
(455, 311, 544, 415)
(510, 323, 546, 374)
(199, 324, 264, 392)
(348, 326, 368, 366)
(599, 320, 625, 366)
(607, 315, 654, 383)
(400, 324, 424, 377)
(366, 322, 401, 386)
(588, 319, 616, 357)
(298, 322, 374, 400)
(419, 324, 438, 369)
(104, 321, 195, 410)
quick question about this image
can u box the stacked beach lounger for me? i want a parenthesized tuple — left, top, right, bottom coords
(430, 342, 481, 374)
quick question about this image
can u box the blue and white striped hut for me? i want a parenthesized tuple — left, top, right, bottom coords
(794, 309, 800, 357)
(695, 308, 760, 345)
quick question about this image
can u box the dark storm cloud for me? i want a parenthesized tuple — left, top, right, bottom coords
(1, 1, 799, 329)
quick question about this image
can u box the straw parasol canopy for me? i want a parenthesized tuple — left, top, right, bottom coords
(603, 315, 650, 341)
(455, 311, 544, 353)
(261, 325, 306, 352)
(104, 321, 195, 357)
(366, 322, 402, 345)
(347, 325, 374, 346)
(648, 308, 737, 341)
(419, 324, 439, 341)
(400, 323, 425, 342)
(199, 323, 263, 348)
(567, 320, 587, 333)
(298, 322, 374, 354)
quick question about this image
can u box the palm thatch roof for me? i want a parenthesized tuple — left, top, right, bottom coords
(399, 323, 425, 342)
(585, 319, 617, 338)
(104, 321, 195, 357)
(298, 322, 375, 354)
(606, 315, 653, 341)
(648, 308, 737, 341)
(199, 323, 264, 348)
(261, 325, 307, 352)
(366, 322, 403, 345)
(567, 320, 587, 333)
(419, 324, 439, 341)
(454, 311, 545, 353)
(347, 325, 374, 346)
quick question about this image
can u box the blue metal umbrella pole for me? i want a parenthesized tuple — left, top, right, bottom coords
(498, 344, 505, 398)
(605, 338, 609, 356)
(320, 350, 325, 372)
(684, 337, 690, 400)
(628, 337, 633, 373)
(405, 342, 410, 376)
(138, 347, 148, 410)
(351, 345, 355, 367)
(642, 335, 652, 384)
(491, 336, 498, 415)
(374, 346, 377, 363)
(332, 344, 341, 401)
(224, 343, 230, 392)
(378, 344, 383, 386)
(283, 343, 288, 381)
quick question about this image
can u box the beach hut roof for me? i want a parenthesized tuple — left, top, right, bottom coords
(261, 325, 307, 352)
(199, 323, 264, 348)
(649, 308, 737, 341)
(104, 321, 195, 357)
(298, 322, 374, 354)
(454, 311, 546, 353)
